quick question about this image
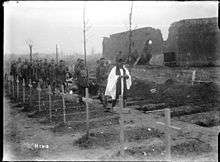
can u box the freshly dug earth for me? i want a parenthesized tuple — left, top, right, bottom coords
(122, 139, 212, 160)
(51, 115, 119, 134)
(174, 111, 220, 127)
(4, 93, 218, 161)
(128, 79, 220, 108)
(73, 127, 164, 149)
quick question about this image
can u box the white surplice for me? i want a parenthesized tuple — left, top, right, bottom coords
(105, 65, 132, 99)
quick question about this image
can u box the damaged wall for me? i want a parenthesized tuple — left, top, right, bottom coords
(165, 17, 220, 66)
(102, 27, 163, 62)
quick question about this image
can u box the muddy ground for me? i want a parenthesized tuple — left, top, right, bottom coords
(3, 66, 220, 161)
(3, 94, 219, 161)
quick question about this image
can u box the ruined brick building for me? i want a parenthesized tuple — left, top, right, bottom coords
(165, 17, 220, 66)
(102, 27, 163, 63)
(102, 17, 219, 66)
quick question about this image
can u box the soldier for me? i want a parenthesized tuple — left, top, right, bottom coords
(21, 59, 29, 85)
(138, 40, 153, 65)
(55, 60, 68, 90)
(127, 49, 138, 65)
(16, 58, 23, 82)
(10, 60, 17, 83)
(41, 59, 49, 87)
(74, 59, 87, 97)
(73, 59, 82, 78)
(96, 58, 109, 108)
(48, 59, 56, 87)
(27, 61, 34, 83)
(37, 59, 44, 86)
(32, 59, 39, 82)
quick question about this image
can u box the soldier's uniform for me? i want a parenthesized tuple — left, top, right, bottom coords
(55, 60, 68, 90)
(48, 60, 56, 87)
(138, 40, 152, 65)
(74, 59, 87, 97)
(10, 61, 17, 83)
(96, 58, 109, 94)
(28, 62, 32, 83)
(21, 60, 29, 85)
(41, 60, 49, 87)
(96, 58, 109, 108)
(16, 59, 23, 82)
(127, 49, 138, 65)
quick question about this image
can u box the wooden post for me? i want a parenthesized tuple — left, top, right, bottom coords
(16, 76, 19, 100)
(61, 85, 66, 123)
(37, 82, 41, 111)
(85, 87, 89, 138)
(48, 85, 52, 122)
(119, 95, 125, 157)
(22, 79, 25, 103)
(165, 108, 171, 161)
(192, 70, 196, 85)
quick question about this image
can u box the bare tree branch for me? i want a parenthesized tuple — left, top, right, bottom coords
(25, 39, 34, 47)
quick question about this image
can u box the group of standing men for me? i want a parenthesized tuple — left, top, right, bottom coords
(9, 58, 69, 89)
(7, 52, 132, 110)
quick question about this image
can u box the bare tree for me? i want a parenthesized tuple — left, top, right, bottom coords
(128, 1, 134, 57)
(83, 3, 87, 68)
(82, 2, 90, 139)
(25, 39, 33, 62)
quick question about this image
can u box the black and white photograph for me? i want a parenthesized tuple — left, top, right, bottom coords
(3, 1, 219, 161)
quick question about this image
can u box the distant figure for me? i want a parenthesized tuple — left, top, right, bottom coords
(105, 55, 132, 109)
(127, 49, 138, 65)
(48, 59, 56, 88)
(55, 60, 68, 90)
(74, 59, 87, 97)
(138, 39, 153, 65)
(21, 59, 29, 85)
(10, 60, 17, 82)
(96, 57, 109, 109)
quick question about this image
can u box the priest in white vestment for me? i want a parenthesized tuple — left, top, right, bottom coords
(105, 56, 132, 108)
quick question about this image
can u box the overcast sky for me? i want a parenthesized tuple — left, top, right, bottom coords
(4, 1, 218, 55)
